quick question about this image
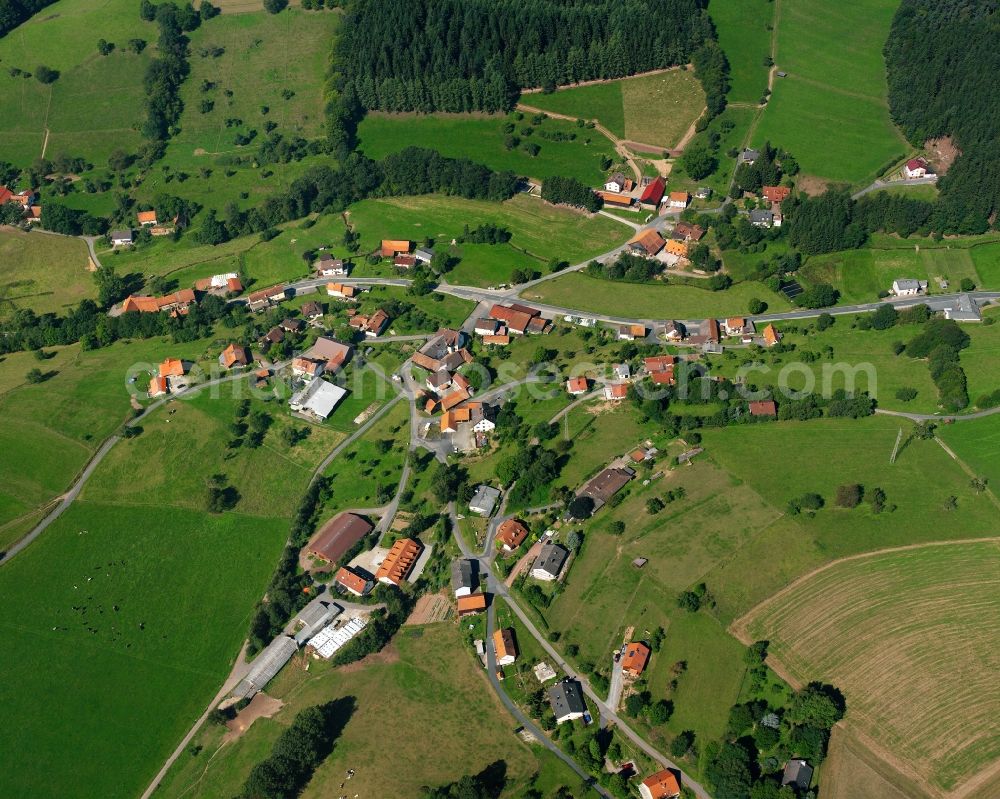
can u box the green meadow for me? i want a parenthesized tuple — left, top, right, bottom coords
(0, 0, 153, 165)
(708, 0, 774, 104)
(520, 271, 792, 318)
(357, 112, 616, 185)
(799, 237, 1000, 305)
(751, 0, 908, 184)
(0, 229, 93, 318)
(0, 336, 218, 550)
(0, 501, 287, 799)
(938, 415, 1000, 488)
(523, 69, 706, 148)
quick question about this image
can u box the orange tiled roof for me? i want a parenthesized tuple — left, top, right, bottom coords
(641, 769, 681, 798)
(158, 358, 185, 378)
(375, 537, 423, 585)
(496, 519, 528, 550)
(622, 641, 650, 675)
(457, 593, 487, 614)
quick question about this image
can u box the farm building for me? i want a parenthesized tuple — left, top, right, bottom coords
(578, 466, 635, 509)
(376, 538, 423, 585)
(233, 635, 298, 700)
(307, 513, 374, 564)
(598, 190, 633, 208)
(308, 617, 367, 659)
(380, 239, 412, 257)
(289, 378, 347, 421)
(628, 229, 666, 257)
(639, 176, 666, 208)
(749, 400, 777, 417)
(334, 566, 375, 597)
(293, 600, 342, 646)
(457, 593, 488, 617)
(451, 559, 477, 597)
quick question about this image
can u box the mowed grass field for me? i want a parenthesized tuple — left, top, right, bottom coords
(938, 415, 1000, 489)
(0, 228, 93, 317)
(751, 0, 907, 184)
(707, 0, 773, 104)
(0, 501, 286, 799)
(0, 0, 154, 164)
(734, 541, 1000, 796)
(698, 415, 1000, 620)
(523, 69, 706, 148)
(520, 271, 792, 318)
(156, 624, 582, 798)
(357, 113, 616, 185)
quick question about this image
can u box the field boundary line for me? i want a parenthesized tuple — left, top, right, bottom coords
(729, 536, 1000, 644)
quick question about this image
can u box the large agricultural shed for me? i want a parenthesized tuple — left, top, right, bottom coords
(233, 635, 298, 700)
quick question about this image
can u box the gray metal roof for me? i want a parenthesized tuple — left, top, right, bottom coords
(469, 484, 501, 514)
(749, 209, 774, 224)
(233, 635, 298, 699)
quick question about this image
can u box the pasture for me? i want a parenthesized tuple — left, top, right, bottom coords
(0, 228, 92, 317)
(938, 415, 1000, 489)
(707, 0, 773, 104)
(163, 10, 336, 169)
(668, 105, 758, 198)
(0, 500, 287, 799)
(702, 318, 943, 413)
(0, 0, 152, 165)
(343, 194, 626, 286)
(520, 272, 792, 318)
(734, 541, 1000, 796)
(798, 243, 991, 305)
(0, 336, 214, 549)
(357, 113, 616, 185)
(155, 623, 583, 798)
(544, 456, 779, 745)
(524, 69, 706, 148)
(751, 0, 908, 184)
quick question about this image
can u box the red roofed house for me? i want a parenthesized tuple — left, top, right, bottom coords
(148, 375, 169, 398)
(604, 382, 628, 401)
(639, 769, 681, 799)
(639, 176, 666, 208)
(749, 400, 777, 417)
(490, 304, 535, 335)
(566, 376, 589, 396)
(334, 566, 374, 597)
(622, 641, 651, 677)
(158, 358, 186, 378)
(904, 158, 929, 179)
(762, 185, 791, 204)
(673, 221, 705, 241)
(668, 191, 689, 209)
(665, 238, 689, 259)
(644, 354, 676, 386)
(496, 519, 529, 552)
(723, 317, 746, 337)
(219, 343, 250, 369)
(380, 239, 412, 257)
(137, 210, 158, 226)
(457, 593, 488, 617)
(763, 323, 781, 347)
(493, 627, 519, 665)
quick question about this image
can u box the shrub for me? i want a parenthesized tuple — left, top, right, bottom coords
(835, 483, 863, 508)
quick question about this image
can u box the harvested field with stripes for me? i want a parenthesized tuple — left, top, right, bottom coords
(733, 541, 1000, 798)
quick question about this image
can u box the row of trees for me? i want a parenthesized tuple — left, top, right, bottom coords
(336, 0, 713, 113)
(191, 147, 518, 246)
(541, 175, 601, 212)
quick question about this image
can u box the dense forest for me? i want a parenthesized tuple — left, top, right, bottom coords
(885, 0, 1000, 233)
(0, 0, 54, 38)
(336, 0, 713, 113)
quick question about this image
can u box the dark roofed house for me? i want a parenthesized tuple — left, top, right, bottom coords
(301, 301, 324, 320)
(307, 512, 374, 564)
(579, 466, 635, 509)
(548, 679, 586, 724)
(280, 318, 305, 333)
(531, 542, 569, 581)
(451, 558, 477, 597)
(781, 760, 813, 791)
(750, 209, 775, 228)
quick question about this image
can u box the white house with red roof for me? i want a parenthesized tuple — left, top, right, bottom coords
(904, 157, 933, 179)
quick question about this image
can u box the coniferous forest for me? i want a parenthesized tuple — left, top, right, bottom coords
(885, 0, 1000, 233)
(336, 0, 713, 113)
